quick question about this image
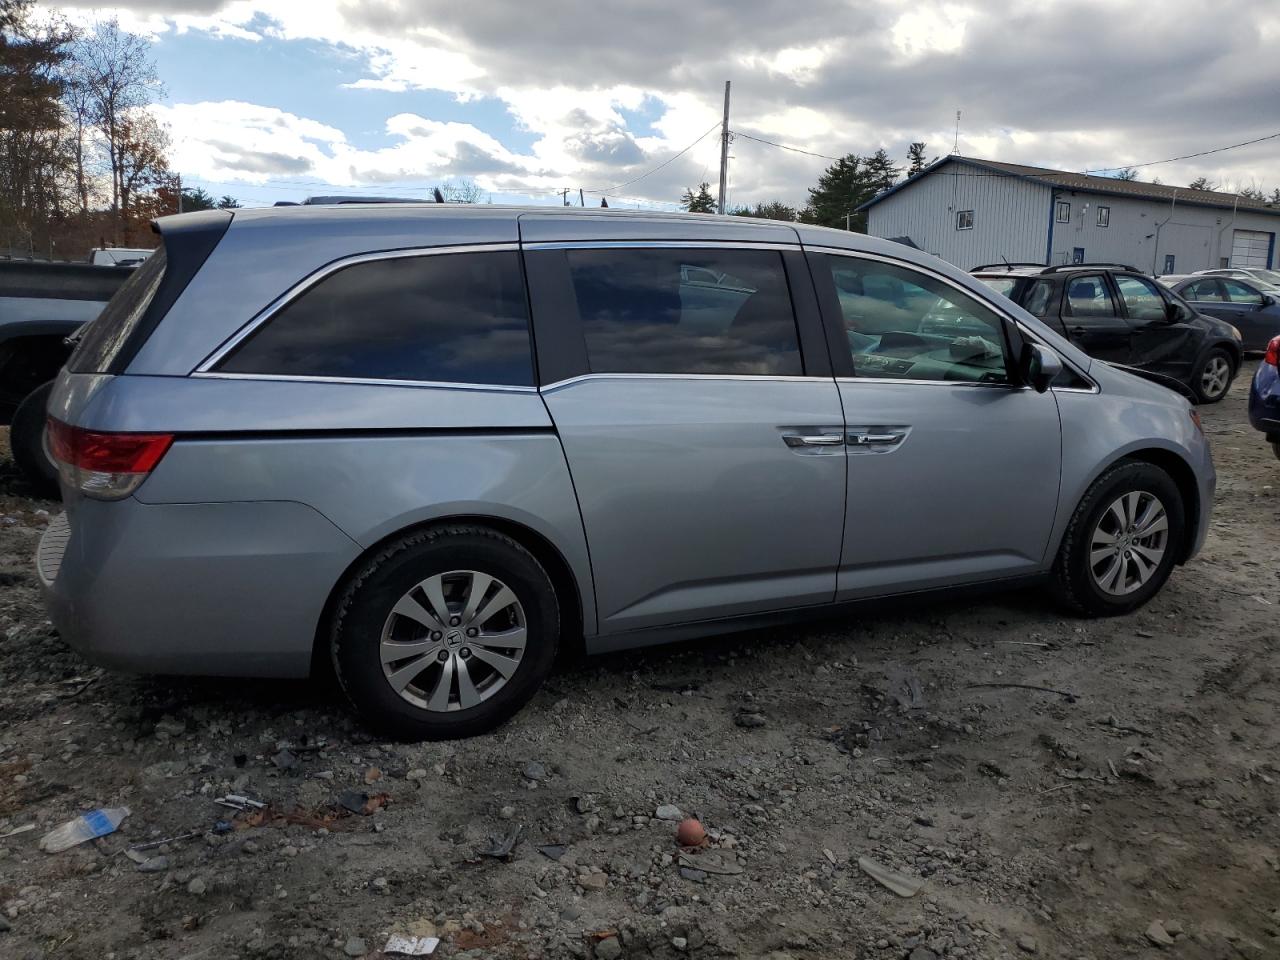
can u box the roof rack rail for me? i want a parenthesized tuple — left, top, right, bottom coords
(300, 195, 429, 205)
(1043, 262, 1141, 273)
(970, 261, 1046, 272)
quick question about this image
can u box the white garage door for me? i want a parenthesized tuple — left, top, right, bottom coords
(1231, 229, 1273, 268)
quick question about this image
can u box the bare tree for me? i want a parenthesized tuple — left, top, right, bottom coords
(437, 178, 483, 203)
(115, 110, 169, 223)
(74, 17, 162, 234)
(1113, 167, 1139, 181)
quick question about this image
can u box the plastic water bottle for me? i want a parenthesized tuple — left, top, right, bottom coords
(38, 807, 130, 853)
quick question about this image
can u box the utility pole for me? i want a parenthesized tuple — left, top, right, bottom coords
(717, 81, 731, 215)
(845, 212, 851, 231)
(558, 188, 571, 207)
(177, 173, 183, 214)
(579, 188, 585, 207)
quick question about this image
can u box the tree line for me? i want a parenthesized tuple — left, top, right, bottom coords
(1, 0, 182, 257)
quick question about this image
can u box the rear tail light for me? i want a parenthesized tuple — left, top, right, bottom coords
(1265, 335, 1280, 367)
(46, 418, 173, 500)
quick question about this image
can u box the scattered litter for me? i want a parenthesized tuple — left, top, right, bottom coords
(967, 682, 1078, 703)
(0, 824, 35, 839)
(214, 794, 265, 812)
(1096, 715, 1153, 737)
(857, 855, 923, 897)
(363, 767, 382, 785)
(676, 818, 707, 847)
(678, 851, 743, 876)
(213, 820, 233, 835)
(679, 866, 707, 882)
(39, 807, 130, 853)
(1107, 759, 1120, 779)
(886, 663, 927, 710)
(128, 830, 202, 852)
(538, 843, 567, 861)
(337, 790, 389, 816)
(1250, 595, 1272, 606)
(135, 855, 170, 873)
(384, 934, 439, 956)
(823, 848, 838, 865)
(479, 824, 522, 860)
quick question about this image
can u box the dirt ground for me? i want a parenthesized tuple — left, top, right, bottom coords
(1, 364, 1277, 960)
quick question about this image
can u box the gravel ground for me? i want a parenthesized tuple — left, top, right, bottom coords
(1, 364, 1277, 960)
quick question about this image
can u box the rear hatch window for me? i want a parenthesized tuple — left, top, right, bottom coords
(67, 246, 167, 374)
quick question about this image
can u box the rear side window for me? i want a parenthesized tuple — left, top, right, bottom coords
(67, 247, 167, 374)
(217, 251, 533, 386)
(1023, 279, 1055, 317)
(565, 248, 802, 376)
(1182, 279, 1223, 301)
(1065, 275, 1116, 317)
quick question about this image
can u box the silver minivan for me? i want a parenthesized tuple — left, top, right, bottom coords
(38, 205, 1215, 739)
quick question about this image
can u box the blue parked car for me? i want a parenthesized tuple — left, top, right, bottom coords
(1249, 336, 1280, 460)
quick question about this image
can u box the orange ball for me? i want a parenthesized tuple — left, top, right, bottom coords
(676, 817, 707, 847)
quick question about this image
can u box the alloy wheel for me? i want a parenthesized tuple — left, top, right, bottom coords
(379, 570, 527, 712)
(1088, 491, 1169, 596)
(1200, 355, 1231, 399)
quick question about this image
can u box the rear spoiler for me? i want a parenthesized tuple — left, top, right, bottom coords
(1104, 362, 1198, 402)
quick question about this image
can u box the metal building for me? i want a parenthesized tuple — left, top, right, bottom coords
(860, 156, 1280, 274)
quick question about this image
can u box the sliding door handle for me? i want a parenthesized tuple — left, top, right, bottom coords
(848, 432, 905, 447)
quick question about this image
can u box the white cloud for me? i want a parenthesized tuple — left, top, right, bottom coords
(63, 0, 1280, 209)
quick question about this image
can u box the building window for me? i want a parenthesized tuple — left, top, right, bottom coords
(1219, 257, 1230, 268)
(1163, 254, 1176, 274)
(1072, 247, 1085, 264)
(956, 209, 974, 231)
(1096, 206, 1110, 227)
(1055, 200, 1071, 223)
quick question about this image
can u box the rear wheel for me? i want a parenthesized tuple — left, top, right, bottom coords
(1051, 461, 1185, 616)
(9, 381, 59, 498)
(331, 525, 559, 740)
(1192, 348, 1233, 404)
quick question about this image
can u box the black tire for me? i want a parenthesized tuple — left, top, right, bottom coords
(1051, 461, 1185, 617)
(331, 525, 560, 740)
(9, 381, 60, 498)
(1272, 441, 1280, 462)
(1191, 347, 1234, 404)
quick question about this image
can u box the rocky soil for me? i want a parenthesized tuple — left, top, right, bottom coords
(1, 364, 1278, 960)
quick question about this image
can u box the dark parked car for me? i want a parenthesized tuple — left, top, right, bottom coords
(973, 263, 1243, 403)
(1248, 335, 1280, 460)
(1167, 275, 1280, 352)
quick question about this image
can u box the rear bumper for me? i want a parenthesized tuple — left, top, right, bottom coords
(1248, 363, 1280, 436)
(38, 498, 361, 678)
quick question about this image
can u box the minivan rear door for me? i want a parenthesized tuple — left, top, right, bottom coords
(522, 216, 846, 637)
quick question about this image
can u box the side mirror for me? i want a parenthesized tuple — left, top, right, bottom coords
(1019, 343, 1063, 394)
(1259, 295, 1275, 309)
(1164, 301, 1188, 322)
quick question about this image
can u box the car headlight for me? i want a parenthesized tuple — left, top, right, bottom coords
(1228, 324, 1243, 341)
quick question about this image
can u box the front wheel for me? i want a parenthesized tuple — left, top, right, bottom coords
(331, 525, 560, 740)
(1192, 348, 1234, 404)
(1051, 461, 1185, 616)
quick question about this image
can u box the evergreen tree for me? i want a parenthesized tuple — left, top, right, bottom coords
(730, 200, 797, 221)
(681, 182, 716, 213)
(1188, 176, 1215, 191)
(906, 141, 931, 177)
(799, 151, 901, 232)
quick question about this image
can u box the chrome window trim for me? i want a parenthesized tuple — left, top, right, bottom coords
(809, 245, 1099, 394)
(195, 242, 523, 374)
(522, 240, 799, 252)
(537, 373, 819, 391)
(191, 371, 537, 393)
(835, 377, 1023, 390)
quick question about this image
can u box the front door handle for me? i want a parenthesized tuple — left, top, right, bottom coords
(848, 432, 905, 447)
(783, 433, 845, 448)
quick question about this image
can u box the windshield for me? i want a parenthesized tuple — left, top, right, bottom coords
(67, 246, 167, 374)
(1253, 269, 1280, 285)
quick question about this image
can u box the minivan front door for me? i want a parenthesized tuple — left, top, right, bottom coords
(809, 250, 1063, 597)
(526, 238, 846, 636)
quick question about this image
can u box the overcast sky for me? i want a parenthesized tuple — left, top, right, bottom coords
(51, 0, 1280, 210)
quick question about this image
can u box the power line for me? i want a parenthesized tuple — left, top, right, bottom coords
(587, 121, 721, 194)
(1083, 131, 1280, 172)
(731, 131, 842, 162)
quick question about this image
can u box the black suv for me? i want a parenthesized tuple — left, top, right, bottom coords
(972, 263, 1242, 403)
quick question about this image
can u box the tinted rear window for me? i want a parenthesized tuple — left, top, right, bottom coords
(217, 251, 534, 386)
(565, 248, 802, 375)
(66, 247, 167, 374)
